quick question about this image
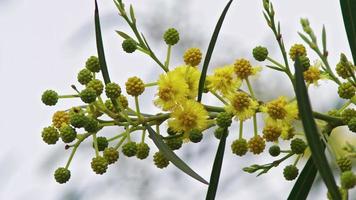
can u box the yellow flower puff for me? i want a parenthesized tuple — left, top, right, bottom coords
(225, 91, 259, 121)
(261, 96, 298, 126)
(303, 61, 326, 86)
(264, 121, 295, 141)
(155, 72, 189, 111)
(207, 65, 242, 97)
(233, 58, 262, 79)
(169, 65, 201, 99)
(168, 100, 209, 133)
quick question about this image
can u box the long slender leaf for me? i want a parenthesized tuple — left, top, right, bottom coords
(287, 157, 318, 200)
(340, 0, 356, 64)
(205, 133, 227, 200)
(197, 0, 233, 102)
(145, 125, 209, 185)
(95, 0, 111, 84)
(294, 58, 341, 200)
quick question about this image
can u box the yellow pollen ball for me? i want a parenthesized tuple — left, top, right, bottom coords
(234, 58, 253, 79)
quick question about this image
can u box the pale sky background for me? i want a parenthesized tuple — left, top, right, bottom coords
(0, 0, 354, 199)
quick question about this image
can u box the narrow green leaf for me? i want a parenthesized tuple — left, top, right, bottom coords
(287, 157, 317, 200)
(340, 0, 356, 64)
(115, 30, 131, 40)
(322, 26, 327, 54)
(266, 65, 285, 72)
(145, 125, 209, 185)
(94, 0, 111, 85)
(294, 58, 341, 200)
(197, 0, 233, 102)
(205, 133, 227, 200)
(129, 4, 136, 24)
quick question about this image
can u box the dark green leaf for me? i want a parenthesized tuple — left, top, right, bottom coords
(205, 133, 227, 200)
(322, 26, 327, 54)
(115, 30, 131, 40)
(94, 0, 111, 85)
(145, 125, 208, 185)
(197, 0, 234, 102)
(294, 58, 341, 200)
(287, 157, 317, 200)
(129, 4, 136, 24)
(340, 0, 356, 64)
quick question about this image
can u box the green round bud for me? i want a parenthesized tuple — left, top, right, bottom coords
(336, 62, 353, 79)
(216, 112, 233, 128)
(338, 82, 355, 99)
(104, 100, 116, 112)
(41, 90, 59, 106)
(231, 139, 248, 156)
(165, 137, 183, 150)
(341, 171, 356, 189)
(105, 82, 121, 99)
(269, 145, 281, 157)
(93, 136, 108, 151)
(80, 88, 97, 103)
(42, 126, 59, 145)
(337, 157, 352, 172)
(341, 108, 356, 124)
(153, 151, 169, 169)
(167, 127, 177, 136)
(85, 56, 101, 73)
(299, 55, 311, 70)
(214, 127, 229, 140)
(103, 147, 119, 164)
(122, 142, 137, 157)
(347, 117, 356, 132)
(54, 167, 71, 184)
(283, 165, 299, 181)
(59, 124, 77, 143)
(290, 138, 307, 154)
(188, 129, 203, 143)
(163, 28, 179, 46)
(252, 46, 268, 61)
(87, 79, 104, 96)
(136, 143, 150, 160)
(77, 68, 93, 85)
(122, 38, 137, 53)
(84, 117, 99, 133)
(70, 114, 88, 128)
(91, 156, 108, 175)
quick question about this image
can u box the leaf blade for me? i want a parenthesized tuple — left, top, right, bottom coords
(294, 58, 341, 200)
(340, 0, 356, 64)
(197, 0, 234, 102)
(145, 125, 209, 185)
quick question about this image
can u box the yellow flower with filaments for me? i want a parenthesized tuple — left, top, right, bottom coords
(169, 65, 201, 99)
(207, 65, 241, 96)
(225, 92, 259, 121)
(261, 96, 298, 127)
(168, 100, 209, 133)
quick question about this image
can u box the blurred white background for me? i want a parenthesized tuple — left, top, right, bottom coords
(0, 0, 354, 199)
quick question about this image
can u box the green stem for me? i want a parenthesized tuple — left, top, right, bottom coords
(210, 90, 228, 105)
(266, 57, 285, 69)
(164, 45, 172, 69)
(59, 94, 80, 99)
(114, 135, 128, 150)
(92, 134, 99, 157)
(239, 121, 243, 139)
(65, 132, 92, 169)
(246, 78, 255, 98)
(145, 82, 158, 87)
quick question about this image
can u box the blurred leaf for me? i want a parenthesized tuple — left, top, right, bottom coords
(116, 30, 131, 40)
(294, 58, 341, 200)
(205, 133, 227, 200)
(145, 125, 209, 185)
(322, 26, 327, 53)
(340, 0, 356, 64)
(197, 0, 234, 102)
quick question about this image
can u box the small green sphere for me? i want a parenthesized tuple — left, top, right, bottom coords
(41, 90, 59, 106)
(77, 68, 93, 85)
(338, 82, 355, 99)
(153, 151, 170, 169)
(342, 109, 356, 124)
(252, 46, 268, 61)
(269, 145, 281, 157)
(165, 137, 183, 150)
(42, 126, 59, 145)
(84, 117, 99, 133)
(290, 138, 307, 154)
(336, 62, 353, 79)
(93, 136, 108, 151)
(122, 38, 137, 53)
(299, 55, 311, 70)
(167, 127, 177, 136)
(70, 114, 88, 128)
(80, 88, 97, 103)
(214, 127, 229, 140)
(347, 117, 356, 132)
(85, 56, 101, 73)
(163, 28, 180, 46)
(216, 112, 233, 128)
(104, 100, 116, 112)
(54, 167, 71, 184)
(341, 171, 356, 189)
(337, 157, 352, 172)
(231, 138, 248, 156)
(91, 156, 108, 175)
(103, 147, 119, 164)
(188, 129, 203, 143)
(283, 165, 299, 181)
(136, 143, 150, 160)
(122, 142, 137, 157)
(87, 79, 104, 96)
(105, 82, 121, 99)
(59, 124, 77, 143)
